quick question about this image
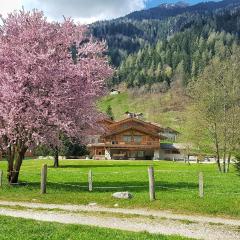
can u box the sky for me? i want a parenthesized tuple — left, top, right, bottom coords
(146, 0, 220, 8)
(0, 0, 221, 24)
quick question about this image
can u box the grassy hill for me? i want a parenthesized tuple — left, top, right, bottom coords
(98, 89, 189, 132)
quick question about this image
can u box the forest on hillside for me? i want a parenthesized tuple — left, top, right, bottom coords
(115, 18, 239, 88)
(91, 0, 240, 89)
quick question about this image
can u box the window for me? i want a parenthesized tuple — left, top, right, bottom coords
(134, 135, 142, 143)
(172, 150, 180, 154)
(91, 137, 99, 144)
(129, 151, 137, 158)
(123, 135, 132, 143)
(138, 151, 144, 157)
(97, 150, 104, 155)
(129, 151, 144, 158)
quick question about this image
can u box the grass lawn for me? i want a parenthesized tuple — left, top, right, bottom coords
(0, 159, 239, 218)
(0, 215, 192, 240)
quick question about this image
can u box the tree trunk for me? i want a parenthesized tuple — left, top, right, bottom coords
(222, 140, 227, 173)
(53, 147, 59, 168)
(215, 143, 222, 172)
(216, 155, 222, 173)
(9, 148, 27, 184)
(226, 153, 231, 173)
(223, 157, 226, 173)
(222, 79, 227, 174)
(214, 123, 222, 172)
(7, 145, 15, 183)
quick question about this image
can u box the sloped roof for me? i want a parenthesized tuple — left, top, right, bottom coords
(110, 117, 164, 132)
(160, 143, 193, 150)
(162, 127, 180, 134)
(105, 125, 161, 138)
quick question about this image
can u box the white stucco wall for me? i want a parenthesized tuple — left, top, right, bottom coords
(105, 148, 112, 160)
(161, 133, 177, 141)
(153, 149, 160, 160)
(159, 149, 185, 161)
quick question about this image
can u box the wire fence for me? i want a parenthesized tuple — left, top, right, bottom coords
(0, 166, 240, 199)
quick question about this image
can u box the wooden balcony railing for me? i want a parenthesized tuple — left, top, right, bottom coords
(103, 141, 160, 146)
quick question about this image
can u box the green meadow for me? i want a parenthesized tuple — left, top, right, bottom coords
(0, 215, 192, 240)
(0, 159, 239, 218)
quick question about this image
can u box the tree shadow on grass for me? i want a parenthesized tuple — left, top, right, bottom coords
(48, 164, 151, 169)
(17, 180, 198, 194)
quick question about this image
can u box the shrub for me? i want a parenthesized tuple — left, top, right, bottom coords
(234, 154, 240, 174)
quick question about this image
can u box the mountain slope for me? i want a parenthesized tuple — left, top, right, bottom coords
(126, 0, 240, 20)
(113, 10, 240, 88)
(99, 89, 188, 131)
(91, 0, 240, 67)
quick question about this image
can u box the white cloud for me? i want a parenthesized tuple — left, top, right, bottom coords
(0, 0, 147, 23)
(0, 0, 23, 16)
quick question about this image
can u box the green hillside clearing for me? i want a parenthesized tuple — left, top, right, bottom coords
(98, 90, 188, 132)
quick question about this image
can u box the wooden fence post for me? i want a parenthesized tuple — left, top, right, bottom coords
(199, 172, 204, 198)
(148, 166, 155, 201)
(0, 170, 3, 188)
(41, 164, 47, 194)
(88, 170, 93, 192)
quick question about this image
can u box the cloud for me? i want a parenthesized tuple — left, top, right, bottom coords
(0, 0, 23, 16)
(0, 0, 147, 24)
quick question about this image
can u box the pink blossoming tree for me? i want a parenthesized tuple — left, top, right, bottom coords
(0, 10, 113, 183)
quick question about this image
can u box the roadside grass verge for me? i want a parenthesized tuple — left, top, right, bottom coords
(0, 159, 239, 218)
(0, 215, 193, 240)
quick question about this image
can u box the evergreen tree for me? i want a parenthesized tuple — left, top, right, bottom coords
(93, 6, 240, 89)
(106, 105, 115, 120)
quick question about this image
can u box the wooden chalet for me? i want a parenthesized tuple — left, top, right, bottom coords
(87, 117, 166, 160)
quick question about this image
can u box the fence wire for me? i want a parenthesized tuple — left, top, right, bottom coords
(0, 167, 240, 196)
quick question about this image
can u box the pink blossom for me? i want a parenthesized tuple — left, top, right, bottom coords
(0, 10, 113, 181)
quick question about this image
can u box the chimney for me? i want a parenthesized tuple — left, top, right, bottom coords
(125, 112, 144, 119)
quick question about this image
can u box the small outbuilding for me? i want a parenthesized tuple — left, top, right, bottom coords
(110, 89, 120, 95)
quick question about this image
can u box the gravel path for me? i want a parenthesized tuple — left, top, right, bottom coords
(0, 201, 239, 240)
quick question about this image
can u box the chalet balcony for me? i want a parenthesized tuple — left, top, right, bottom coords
(93, 155, 105, 160)
(88, 141, 160, 149)
(104, 141, 160, 146)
